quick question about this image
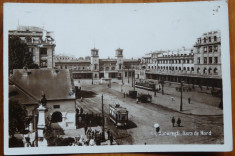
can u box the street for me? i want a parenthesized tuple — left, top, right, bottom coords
(76, 79, 224, 145)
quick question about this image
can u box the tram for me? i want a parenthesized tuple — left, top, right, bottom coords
(135, 80, 156, 91)
(109, 104, 128, 127)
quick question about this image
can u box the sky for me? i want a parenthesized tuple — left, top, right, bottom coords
(4, 1, 227, 59)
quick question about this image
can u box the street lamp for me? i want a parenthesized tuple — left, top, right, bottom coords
(180, 81, 184, 111)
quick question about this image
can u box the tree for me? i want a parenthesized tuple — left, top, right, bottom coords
(8, 36, 38, 73)
(9, 100, 27, 137)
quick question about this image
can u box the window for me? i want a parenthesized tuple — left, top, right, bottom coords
(209, 46, 212, 52)
(209, 37, 211, 42)
(204, 57, 207, 64)
(40, 48, 47, 55)
(214, 68, 218, 74)
(53, 105, 60, 109)
(187, 67, 190, 71)
(29, 47, 33, 53)
(204, 47, 207, 53)
(209, 57, 212, 64)
(191, 67, 194, 71)
(214, 36, 217, 42)
(204, 38, 206, 43)
(214, 57, 218, 64)
(214, 46, 218, 52)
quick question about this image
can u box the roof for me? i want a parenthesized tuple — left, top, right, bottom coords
(9, 85, 38, 105)
(10, 69, 75, 101)
(110, 104, 128, 113)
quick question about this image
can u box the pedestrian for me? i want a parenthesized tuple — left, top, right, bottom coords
(188, 97, 191, 104)
(177, 118, 181, 127)
(110, 133, 113, 145)
(136, 98, 139, 104)
(171, 117, 175, 127)
(81, 96, 83, 102)
(156, 126, 160, 133)
(107, 129, 110, 140)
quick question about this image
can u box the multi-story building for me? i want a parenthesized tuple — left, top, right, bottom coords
(9, 26, 56, 68)
(55, 48, 141, 80)
(143, 31, 222, 88)
(193, 30, 221, 76)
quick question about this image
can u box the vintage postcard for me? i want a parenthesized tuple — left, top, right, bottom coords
(3, 1, 232, 155)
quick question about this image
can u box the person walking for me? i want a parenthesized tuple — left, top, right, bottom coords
(171, 117, 175, 127)
(136, 98, 139, 104)
(188, 97, 191, 104)
(81, 97, 83, 102)
(110, 133, 113, 145)
(177, 118, 181, 127)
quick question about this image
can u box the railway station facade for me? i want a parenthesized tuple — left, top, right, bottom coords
(54, 48, 141, 80)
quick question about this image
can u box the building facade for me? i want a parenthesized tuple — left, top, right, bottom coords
(9, 26, 56, 68)
(55, 48, 141, 80)
(143, 31, 222, 88)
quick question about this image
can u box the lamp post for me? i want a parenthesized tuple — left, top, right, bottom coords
(180, 81, 184, 111)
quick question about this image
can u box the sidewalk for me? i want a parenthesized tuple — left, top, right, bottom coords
(111, 81, 223, 116)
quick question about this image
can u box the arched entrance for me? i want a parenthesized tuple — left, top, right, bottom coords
(51, 111, 63, 123)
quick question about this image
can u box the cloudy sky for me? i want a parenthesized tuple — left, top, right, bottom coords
(4, 1, 227, 59)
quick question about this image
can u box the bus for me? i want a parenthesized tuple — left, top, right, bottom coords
(109, 104, 128, 127)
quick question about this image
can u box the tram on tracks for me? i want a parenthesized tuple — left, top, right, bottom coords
(109, 104, 128, 127)
(135, 80, 156, 91)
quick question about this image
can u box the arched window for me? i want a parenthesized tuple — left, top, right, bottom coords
(175, 67, 178, 70)
(204, 38, 206, 43)
(183, 67, 186, 71)
(187, 67, 190, 71)
(208, 68, 212, 74)
(191, 67, 194, 71)
(203, 68, 207, 74)
(51, 111, 62, 123)
(166, 67, 168, 70)
(179, 67, 181, 70)
(197, 67, 200, 73)
(214, 68, 218, 74)
(172, 67, 174, 71)
(209, 37, 211, 42)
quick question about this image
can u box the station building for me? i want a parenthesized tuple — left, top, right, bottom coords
(55, 48, 141, 80)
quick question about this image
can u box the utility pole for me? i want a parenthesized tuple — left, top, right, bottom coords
(34, 114, 38, 147)
(101, 94, 105, 140)
(180, 81, 184, 111)
(131, 70, 133, 87)
(134, 70, 135, 91)
(92, 72, 93, 85)
(128, 67, 129, 83)
(161, 79, 164, 95)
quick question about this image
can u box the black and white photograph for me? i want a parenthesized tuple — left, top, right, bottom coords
(3, 1, 232, 155)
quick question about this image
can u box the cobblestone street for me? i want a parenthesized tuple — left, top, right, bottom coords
(75, 79, 224, 145)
